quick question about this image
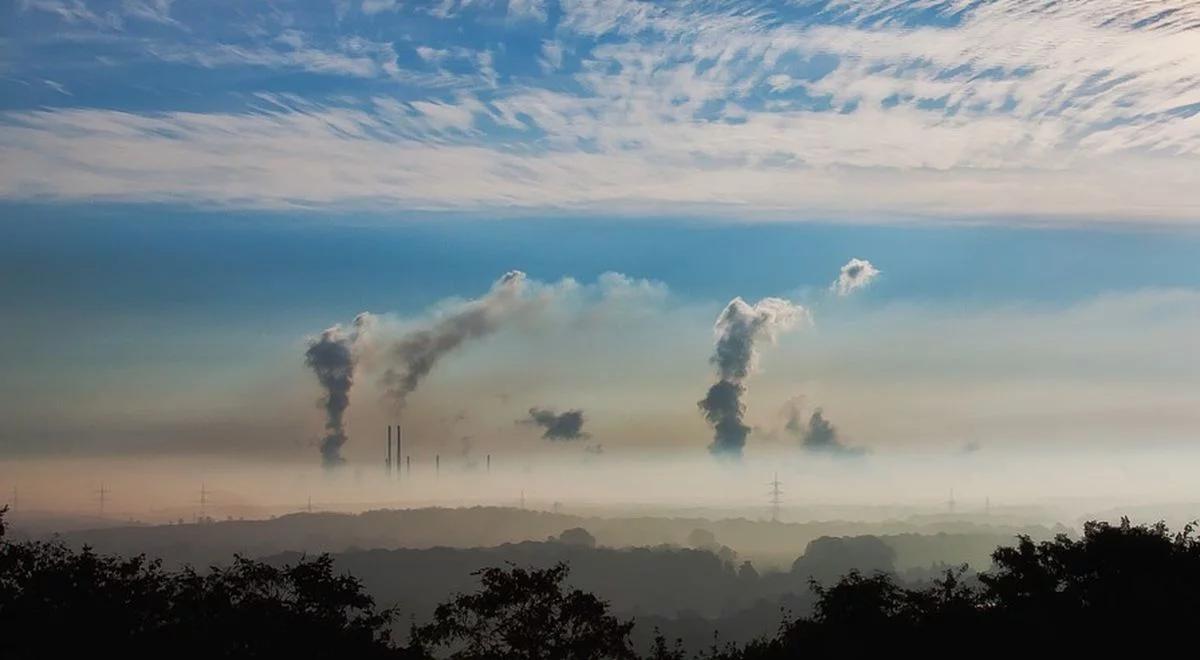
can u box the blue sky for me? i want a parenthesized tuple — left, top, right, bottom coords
(2, 1, 1200, 465)
(3, 0, 1200, 220)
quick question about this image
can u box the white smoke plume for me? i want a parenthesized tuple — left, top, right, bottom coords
(303, 270, 677, 465)
(832, 258, 880, 297)
(378, 270, 531, 409)
(699, 297, 808, 458)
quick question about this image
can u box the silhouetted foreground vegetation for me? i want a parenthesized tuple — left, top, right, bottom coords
(3, 508, 1198, 658)
(0, 508, 408, 659)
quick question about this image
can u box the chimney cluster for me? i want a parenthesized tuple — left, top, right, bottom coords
(385, 425, 492, 478)
(385, 424, 405, 479)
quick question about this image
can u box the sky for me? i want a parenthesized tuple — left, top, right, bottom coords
(2, 1, 1200, 505)
(3, 0, 1200, 220)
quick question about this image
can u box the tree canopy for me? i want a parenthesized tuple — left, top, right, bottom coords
(3, 507, 1198, 658)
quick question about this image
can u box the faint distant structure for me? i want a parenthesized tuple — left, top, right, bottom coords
(768, 473, 783, 523)
(199, 483, 209, 520)
(985, 496, 991, 516)
(487, 454, 491, 474)
(397, 425, 403, 479)
(307, 495, 312, 513)
(386, 426, 393, 477)
(520, 490, 526, 509)
(96, 484, 108, 516)
(406, 455, 411, 476)
(10, 486, 16, 514)
(436, 454, 440, 477)
(948, 489, 956, 514)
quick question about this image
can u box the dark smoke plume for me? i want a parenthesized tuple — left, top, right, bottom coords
(304, 326, 356, 467)
(699, 379, 749, 455)
(303, 271, 530, 466)
(523, 407, 589, 441)
(699, 297, 806, 458)
(381, 270, 529, 408)
(784, 398, 863, 456)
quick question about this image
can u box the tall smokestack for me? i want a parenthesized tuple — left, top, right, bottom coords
(436, 453, 440, 477)
(386, 425, 392, 475)
(406, 455, 411, 475)
(487, 454, 491, 473)
(396, 424, 403, 480)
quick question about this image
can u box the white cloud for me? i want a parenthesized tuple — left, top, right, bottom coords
(832, 259, 880, 297)
(416, 46, 449, 62)
(361, 0, 400, 15)
(539, 40, 564, 72)
(120, 0, 177, 25)
(41, 79, 71, 96)
(4, 0, 1200, 222)
(146, 38, 397, 78)
(19, 0, 107, 25)
(508, 0, 547, 22)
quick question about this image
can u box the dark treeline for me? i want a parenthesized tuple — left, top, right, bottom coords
(263, 531, 912, 647)
(3, 507, 1199, 658)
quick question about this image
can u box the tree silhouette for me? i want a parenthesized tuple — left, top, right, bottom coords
(6, 505, 1200, 659)
(413, 562, 636, 659)
(0, 507, 408, 659)
(733, 517, 1200, 657)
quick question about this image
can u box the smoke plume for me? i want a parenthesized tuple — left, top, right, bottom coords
(304, 325, 356, 467)
(524, 407, 589, 441)
(832, 258, 880, 296)
(381, 270, 529, 408)
(700, 297, 807, 458)
(784, 398, 863, 456)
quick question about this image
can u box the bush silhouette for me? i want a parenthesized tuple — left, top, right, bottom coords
(0, 506, 408, 659)
(740, 517, 1200, 657)
(413, 562, 636, 659)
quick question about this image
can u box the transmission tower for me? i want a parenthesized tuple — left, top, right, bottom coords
(768, 473, 783, 523)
